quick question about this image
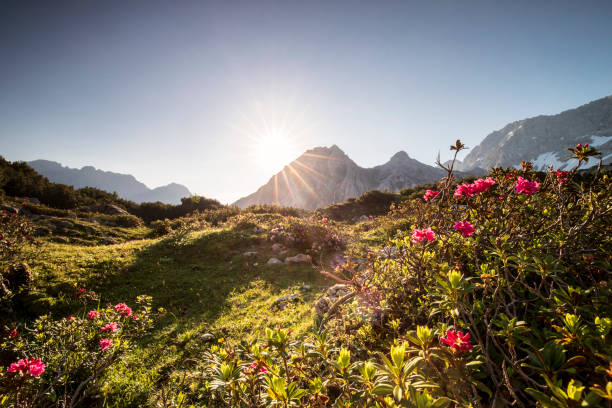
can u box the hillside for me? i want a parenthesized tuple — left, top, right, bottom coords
(458, 95, 612, 171)
(28, 160, 192, 204)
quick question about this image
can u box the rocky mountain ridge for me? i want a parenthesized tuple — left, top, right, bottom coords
(233, 145, 475, 209)
(28, 160, 191, 204)
(457, 95, 612, 171)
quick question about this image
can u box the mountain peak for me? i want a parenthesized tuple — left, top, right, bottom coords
(389, 151, 410, 162)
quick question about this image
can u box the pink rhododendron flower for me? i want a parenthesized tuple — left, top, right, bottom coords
(514, 177, 540, 195)
(99, 338, 113, 351)
(454, 177, 495, 198)
(131, 314, 139, 320)
(440, 330, 473, 354)
(101, 322, 118, 332)
(322, 217, 328, 223)
(87, 310, 100, 320)
(453, 221, 475, 237)
(556, 170, 569, 184)
(114, 303, 132, 317)
(8, 358, 46, 377)
(423, 190, 439, 201)
(412, 228, 435, 243)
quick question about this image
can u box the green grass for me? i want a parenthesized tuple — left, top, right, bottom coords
(19, 222, 335, 404)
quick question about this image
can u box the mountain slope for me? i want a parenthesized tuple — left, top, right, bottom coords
(233, 146, 454, 209)
(458, 95, 612, 171)
(28, 160, 191, 204)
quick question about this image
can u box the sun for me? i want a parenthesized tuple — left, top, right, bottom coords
(253, 130, 299, 173)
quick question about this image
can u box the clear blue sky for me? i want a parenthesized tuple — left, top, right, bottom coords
(1, 0, 611, 203)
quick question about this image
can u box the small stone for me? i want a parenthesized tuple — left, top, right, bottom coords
(201, 333, 215, 342)
(102, 237, 116, 245)
(299, 285, 311, 292)
(53, 236, 69, 243)
(271, 243, 286, 252)
(253, 263, 259, 266)
(243, 251, 258, 257)
(267, 258, 283, 264)
(252, 226, 264, 233)
(284, 253, 312, 265)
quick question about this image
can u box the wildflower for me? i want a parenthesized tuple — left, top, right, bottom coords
(8, 329, 18, 338)
(87, 310, 100, 320)
(101, 322, 118, 332)
(131, 314, 139, 320)
(27, 359, 46, 377)
(80, 288, 87, 293)
(250, 361, 258, 369)
(114, 303, 132, 317)
(556, 170, 569, 184)
(412, 228, 435, 243)
(514, 176, 540, 195)
(453, 221, 475, 237)
(454, 177, 495, 198)
(99, 338, 113, 351)
(440, 330, 473, 354)
(259, 366, 268, 374)
(322, 217, 328, 223)
(423, 190, 439, 201)
(67, 315, 74, 321)
(8, 358, 46, 377)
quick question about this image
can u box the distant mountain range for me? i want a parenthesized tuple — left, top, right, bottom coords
(236, 95, 612, 209)
(28, 160, 191, 204)
(233, 146, 480, 209)
(456, 95, 612, 171)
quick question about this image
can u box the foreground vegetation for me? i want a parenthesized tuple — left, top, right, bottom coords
(1, 143, 611, 407)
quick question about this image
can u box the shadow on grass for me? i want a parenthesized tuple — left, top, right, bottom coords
(85, 228, 330, 326)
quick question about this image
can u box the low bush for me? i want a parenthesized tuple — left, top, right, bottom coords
(0, 289, 157, 407)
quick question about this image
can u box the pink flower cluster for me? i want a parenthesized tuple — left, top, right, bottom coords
(440, 330, 473, 354)
(555, 170, 569, 185)
(101, 322, 118, 332)
(423, 189, 439, 201)
(249, 361, 269, 374)
(514, 177, 540, 195)
(7, 358, 46, 377)
(412, 228, 435, 243)
(454, 177, 496, 198)
(99, 338, 113, 351)
(87, 310, 100, 320)
(114, 303, 132, 317)
(453, 221, 475, 237)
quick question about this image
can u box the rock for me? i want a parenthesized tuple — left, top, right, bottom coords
(271, 243, 286, 252)
(356, 215, 370, 222)
(284, 253, 312, 265)
(273, 293, 300, 310)
(252, 226, 264, 233)
(243, 251, 258, 257)
(53, 236, 69, 243)
(24, 197, 40, 204)
(0, 203, 19, 215)
(299, 285, 311, 292)
(102, 238, 116, 245)
(253, 262, 259, 266)
(201, 333, 215, 342)
(267, 258, 283, 265)
(85, 204, 128, 215)
(315, 284, 352, 317)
